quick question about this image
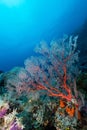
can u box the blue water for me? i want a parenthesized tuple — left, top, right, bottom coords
(0, 0, 87, 71)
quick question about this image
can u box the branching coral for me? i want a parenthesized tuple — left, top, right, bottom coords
(0, 98, 24, 130)
(24, 35, 79, 105)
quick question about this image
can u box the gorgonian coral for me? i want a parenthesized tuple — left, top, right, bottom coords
(24, 35, 79, 105)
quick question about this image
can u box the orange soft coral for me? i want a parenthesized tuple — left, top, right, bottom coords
(59, 100, 66, 108)
(77, 110, 81, 120)
(65, 106, 75, 117)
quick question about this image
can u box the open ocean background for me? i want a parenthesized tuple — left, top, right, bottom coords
(0, 0, 87, 71)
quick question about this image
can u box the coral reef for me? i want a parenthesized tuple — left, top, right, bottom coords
(0, 35, 85, 130)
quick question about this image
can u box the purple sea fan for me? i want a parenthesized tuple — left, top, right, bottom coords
(10, 119, 24, 130)
(0, 108, 8, 118)
(0, 100, 9, 118)
(10, 121, 22, 130)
